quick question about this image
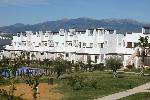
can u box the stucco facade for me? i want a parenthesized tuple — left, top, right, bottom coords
(3, 27, 150, 67)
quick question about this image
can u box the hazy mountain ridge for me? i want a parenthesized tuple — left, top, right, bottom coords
(0, 18, 149, 34)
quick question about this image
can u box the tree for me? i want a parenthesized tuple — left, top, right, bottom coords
(74, 62, 81, 72)
(31, 53, 36, 65)
(138, 36, 149, 76)
(52, 57, 67, 78)
(8, 53, 24, 99)
(31, 53, 35, 60)
(105, 56, 122, 78)
(0, 57, 10, 68)
(43, 59, 50, 67)
(22, 74, 41, 100)
(86, 59, 94, 72)
(75, 61, 85, 72)
(64, 60, 72, 73)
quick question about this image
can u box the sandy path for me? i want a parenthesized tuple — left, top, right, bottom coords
(0, 83, 63, 100)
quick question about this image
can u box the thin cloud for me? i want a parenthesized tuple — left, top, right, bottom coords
(0, 0, 50, 6)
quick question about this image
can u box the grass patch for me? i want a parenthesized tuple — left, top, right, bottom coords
(1, 71, 150, 100)
(57, 71, 150, 100)
(119, 92, 150, 100)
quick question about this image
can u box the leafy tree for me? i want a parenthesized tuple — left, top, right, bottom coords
(0, 57, 10, 68)
(74, 61, 85, 72)
(43, 59, 50, 67)
(52, 57, 68, 78)
(0, 55, 19, 99)
(105, 56, 122, 78)
(74, 62, 81, 72)
(31, 53, 35, 60)
(138, 36, 149, 76)
(86, 59, 94, 72)
(64, 60, 72, 73)
(22, 74, 41, 100)
(8, 77, 17, 99)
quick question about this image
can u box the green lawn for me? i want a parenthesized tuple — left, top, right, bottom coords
(57, 71, 150, 100)
(119, 92, 150, 100)
(0, 94, 23, 100)
(1, 71, 150, 100)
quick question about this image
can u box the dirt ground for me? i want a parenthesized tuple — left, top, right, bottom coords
(0, 83, 63, 100)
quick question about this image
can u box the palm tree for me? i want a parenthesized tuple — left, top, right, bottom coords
(138, 36, 149, 76)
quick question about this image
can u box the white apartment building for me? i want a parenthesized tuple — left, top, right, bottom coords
(121, 27, 150, 68)
(3, 27, 150, 68)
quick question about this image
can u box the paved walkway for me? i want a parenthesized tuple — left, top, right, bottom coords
(95, 82, 150, 100)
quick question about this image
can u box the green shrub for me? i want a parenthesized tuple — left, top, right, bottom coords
(105, 57, 122, 78)
(67, 75, 84, 90)
(93, 63, 105, 71)
(0, 89, 23, 100)
(86, 78, 98, 89)
(67, 75, 98, 90)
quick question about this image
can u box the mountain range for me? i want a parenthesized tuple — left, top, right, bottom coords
(0, 18, 149, 34)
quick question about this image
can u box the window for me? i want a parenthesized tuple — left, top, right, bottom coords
(98, 43, 104, 48)
(90, 43, 93, 48)
(39, 43, 41, 46)
(33, 32, 36, 35)
(55, 42, 59, 46)
(127, 42, 132, 48)
(45, 43, 47, 46)
(17, 33, 20, 37)
(95, 56, 98, 63)
(101, 43, 104, 48)
(66, 53, 69, 57)
(83, 43, 86, 46)
(49, 40, 54, 47)
(41, 52, 44, 55)
(79, 42, 82, 48)
(69, 43, 72, 46)
(22, 42, 26, 46)
(83, 43, 86, 48)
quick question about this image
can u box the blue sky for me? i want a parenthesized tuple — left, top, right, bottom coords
(0, 0, 150, 27)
